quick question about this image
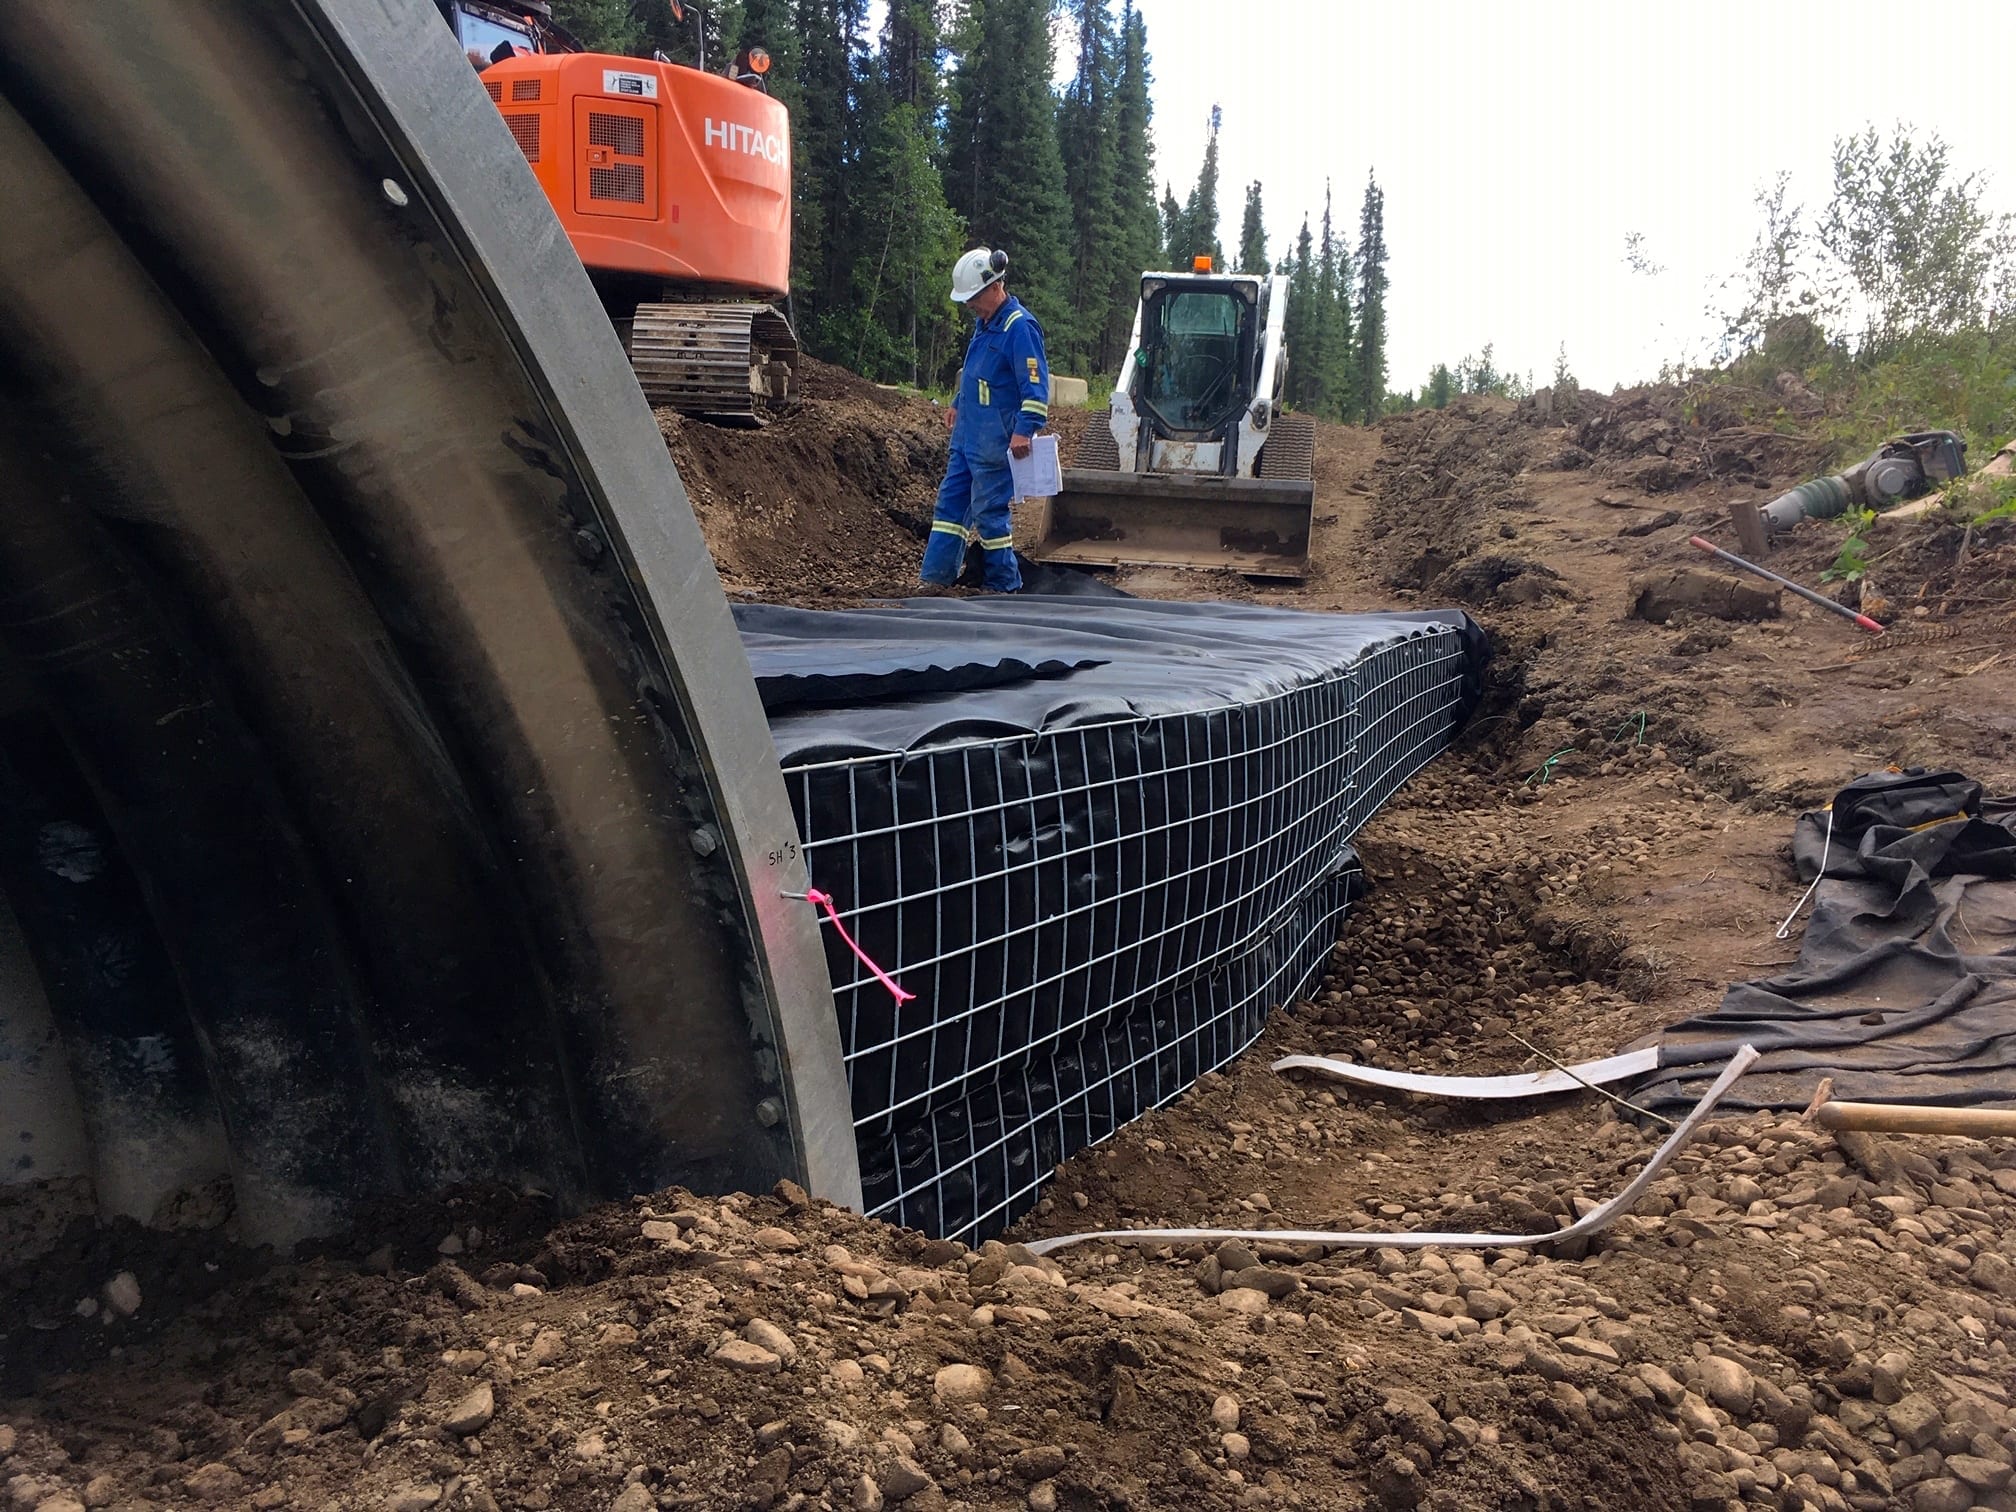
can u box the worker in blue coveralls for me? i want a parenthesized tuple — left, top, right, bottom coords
(920, 246, 1050, 592)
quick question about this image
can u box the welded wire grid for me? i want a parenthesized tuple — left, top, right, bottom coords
(860, 874, 1353, 1242)
(782, 625, 1469, 1238)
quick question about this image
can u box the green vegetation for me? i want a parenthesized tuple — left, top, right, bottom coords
(1704, 125, 2014, 464)
(1236, 182, 1268, 276)
(540, 1, 1392, 408)
(1820, 506, 1876, 584)
(1944, 472, 2016, 523)
(1388, 343, 1531, 410)
(1162, 105, 1224, 271)
(1353, 175, 1388, 424)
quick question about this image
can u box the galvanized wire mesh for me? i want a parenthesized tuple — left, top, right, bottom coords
(781, 624, 1470, 1241)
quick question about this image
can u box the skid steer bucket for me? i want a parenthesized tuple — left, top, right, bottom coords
(1027, 470, 1315, 578)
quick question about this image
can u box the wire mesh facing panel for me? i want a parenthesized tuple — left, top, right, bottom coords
(781, 624, 1471, 1242)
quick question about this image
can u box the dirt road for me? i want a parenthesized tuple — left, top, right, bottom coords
(4, 386, 2014, 1512)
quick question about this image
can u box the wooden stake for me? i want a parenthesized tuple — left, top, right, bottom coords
(1729, 498, 1769, 559)
(1816, 1101, 2016, 1137)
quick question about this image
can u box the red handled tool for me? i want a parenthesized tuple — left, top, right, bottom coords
(1688, 536, 1884, 635)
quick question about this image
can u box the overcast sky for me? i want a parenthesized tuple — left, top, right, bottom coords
(1127, 0, 2014, 392)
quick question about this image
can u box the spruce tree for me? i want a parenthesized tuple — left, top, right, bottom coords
(1105, 2, 1162, 362)
(729, 0, 800, 106)
(1057, 0, 1122, 374)
(879, 0, 936, 112)
(791, 0, 866, 317)
(1237, 181, 1267, 275)
(1167, 105, 1223, 267)
(1160, 186, 1184, 267)
(1314, 182, 1355, 419)
(1425, 363, 1454, 408)
(825, 0, 964, 383)
(635, 0, 728, 67)
(1353, 171, 1388, 424)
(548, 0, 642, 53)
(1282, 216, 1316, 409)
(945, 0, 1073, 344)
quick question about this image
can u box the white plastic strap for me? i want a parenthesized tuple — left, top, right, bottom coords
(1024, 1045, 1759, 1257)
(1776, 807, 1834, 941)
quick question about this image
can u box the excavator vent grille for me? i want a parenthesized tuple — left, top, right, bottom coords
(510, 78, 541, 101)
(484, 80, 502, 102)
(503, 112, 539, 163)
(588, 111, 645, 158)
(589, 163, 645, 204)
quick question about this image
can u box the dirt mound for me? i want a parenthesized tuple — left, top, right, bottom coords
(663, 363, 1112, 605)
(663, 358, 947, 603)
(792, 355, 919, 409)
(1365, 398, 1537, 591)
(1571, 386, 1827, 496)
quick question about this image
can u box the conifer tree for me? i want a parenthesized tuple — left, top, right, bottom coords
(1160, 186, 1184, 267)
(791, 0, 865, 316)
(1165, 106, 1223, 267)
(1104, 1, 1162, 360)
(548, 0, 641, 53)
(1237, 181, 1267, 275)
(1057, 0, 1122, 372)
(826, 0, 964, 383)
(945, 0, 1072, 342)
(1313, 182, 1355, 418)
(729, 0, 800, 107)
(1353, 172, 1388, 423)
(1282, 216, 1317, 408)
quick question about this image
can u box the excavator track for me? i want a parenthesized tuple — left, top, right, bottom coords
(625, 301, 798, 422)
(1259, 412, 1317, 481)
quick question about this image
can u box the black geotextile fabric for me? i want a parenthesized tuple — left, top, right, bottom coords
(1635, 768, 2016, 1115)
(738, 596, 1485, 1240)
(735, 596, 1487, 760)
(854, 863, 1362, 1242)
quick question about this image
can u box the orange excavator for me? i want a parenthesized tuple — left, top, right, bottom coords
(440, 1, 797, 419)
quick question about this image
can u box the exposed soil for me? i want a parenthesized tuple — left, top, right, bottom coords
(663, 357, 946, 605)
(6, 383, 2016, 1512)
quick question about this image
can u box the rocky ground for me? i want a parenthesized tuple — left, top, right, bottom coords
(4, 379, 2015, 1512)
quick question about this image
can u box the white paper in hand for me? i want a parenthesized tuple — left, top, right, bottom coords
(1008, 433, 1061, 499)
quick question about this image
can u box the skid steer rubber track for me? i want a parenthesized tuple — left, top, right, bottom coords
(626, 301, 799, 422)
(1259, 412, 1317, 482)
(1071, 408, 1122, 470)
(0, 0, 857, 1249)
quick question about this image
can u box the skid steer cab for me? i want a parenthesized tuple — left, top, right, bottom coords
(1027, 262, 1315, 578)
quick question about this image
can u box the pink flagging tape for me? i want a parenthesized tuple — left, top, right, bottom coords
(805, 887, 916, 1003)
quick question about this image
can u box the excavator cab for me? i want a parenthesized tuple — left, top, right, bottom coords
(1025, 269, 1315, 578)
(439, 0, 548, 68)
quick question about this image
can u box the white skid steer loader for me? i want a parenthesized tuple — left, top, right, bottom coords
(1026, 261, 1315, 578)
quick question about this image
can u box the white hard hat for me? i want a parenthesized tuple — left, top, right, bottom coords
(950, 247, 1007, 303)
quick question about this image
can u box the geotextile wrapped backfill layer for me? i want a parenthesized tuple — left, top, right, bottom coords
(737, 596, 1485, 1241)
